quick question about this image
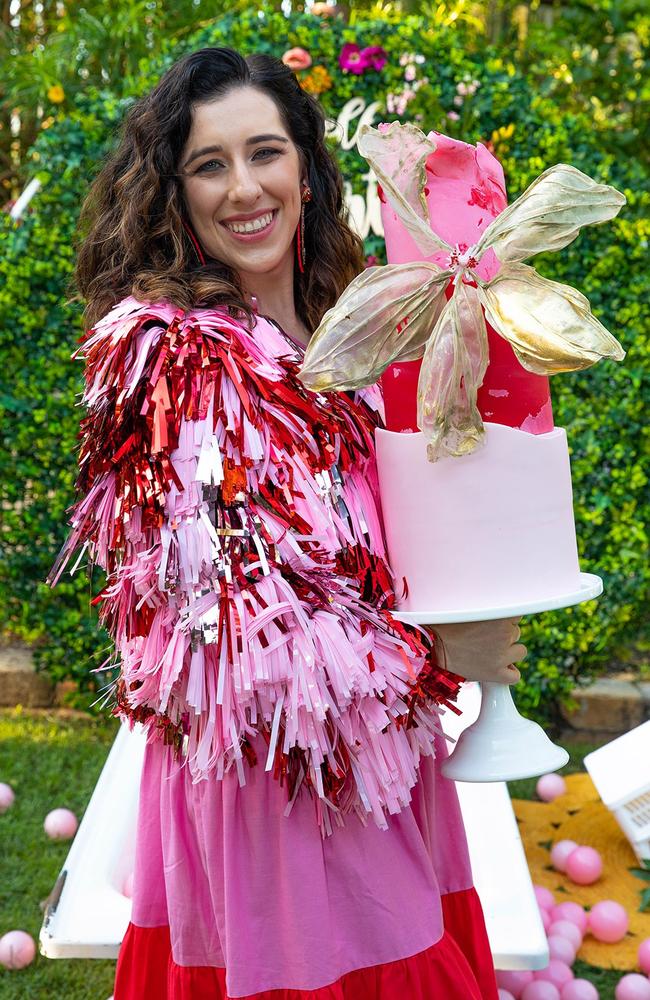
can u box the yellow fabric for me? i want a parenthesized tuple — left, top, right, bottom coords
(513, 773, 650, 969)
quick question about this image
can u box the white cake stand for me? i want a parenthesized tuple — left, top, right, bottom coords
(392, 572, 603, 783)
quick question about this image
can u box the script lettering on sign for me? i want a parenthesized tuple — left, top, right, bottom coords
(325, 96, 385, 240)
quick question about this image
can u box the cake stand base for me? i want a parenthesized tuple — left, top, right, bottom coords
(392, 574, 601, 782)
(439, 682, 569, 782)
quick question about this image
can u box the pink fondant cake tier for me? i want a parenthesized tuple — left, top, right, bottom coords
(374, 423, 582, 615)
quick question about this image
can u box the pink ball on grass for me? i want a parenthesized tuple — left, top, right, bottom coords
(552, 902, 588, 935)
(588, 900, 629, 943)
(499, 991, 517, 1000)
(522, 982, 561, 1000)
(551, 839, 579, 873)
(0, 930, 36, 970)
(537, 774, 567, 802)
(44, 807, 78, 840)
(541, 908, 553, 932)
(548, 935, 577, 965)
(497, 969, 535, 997)
(535, 885, 556, 911)
(638, 938, 650, 975)
(535, 960, 574, 989)
(0, 782, 15, 813)
(565, 847, 603, 886)
(561, 981, 600, 1000)
(548, 920, 583, 952)
(614, 974, 650, 1000)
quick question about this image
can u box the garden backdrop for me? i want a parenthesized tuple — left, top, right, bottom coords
(0, 0, 648, 723)
(0, 3, 649, 998)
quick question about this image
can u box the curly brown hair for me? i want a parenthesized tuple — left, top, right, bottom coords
(74, 47, 366, 332)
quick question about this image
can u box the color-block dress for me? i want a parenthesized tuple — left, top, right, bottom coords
(47, 295, 499, 999)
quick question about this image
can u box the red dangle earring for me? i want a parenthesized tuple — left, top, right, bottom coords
(181, 219, 207, 266)
(296, 185, 312, 274)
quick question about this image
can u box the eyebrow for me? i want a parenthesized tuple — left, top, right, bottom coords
(183, 134, 289, 169)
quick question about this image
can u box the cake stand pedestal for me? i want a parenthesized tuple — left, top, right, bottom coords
(392, 572, 603, 782)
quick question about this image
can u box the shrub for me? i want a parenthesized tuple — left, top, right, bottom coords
(0, 6, 647, 719)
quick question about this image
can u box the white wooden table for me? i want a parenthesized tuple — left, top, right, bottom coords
(39, 682, 548, 970)
(443, 682, 548, 969)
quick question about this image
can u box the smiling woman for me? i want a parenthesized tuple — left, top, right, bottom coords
(178, 89, 309, 339)
(50, 45, 501, 1000)
(74, 47, 364, 339)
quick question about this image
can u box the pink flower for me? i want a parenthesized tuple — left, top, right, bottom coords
(339, 42, 387, 74)
(339, 42, 368, 74)
(361, 45, 388, 71)
(447, 111, 460, 121)
(365, 254, 380, 268)
(404, 64, 416, 82)
(282, 47, 312, 72)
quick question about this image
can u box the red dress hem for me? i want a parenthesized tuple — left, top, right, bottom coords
(113, 886, 498, 999)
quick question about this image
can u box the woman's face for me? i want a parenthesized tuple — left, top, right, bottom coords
(178, 86, 306, 279)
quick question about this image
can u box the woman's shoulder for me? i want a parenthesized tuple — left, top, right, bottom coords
(89, 294, 249, 340)
(79, 295, 262, 374)
(79, 295, 302, 407)
(90, 295, 296, 356)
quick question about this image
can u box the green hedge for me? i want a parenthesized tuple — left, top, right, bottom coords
(0, 6, 647, 719)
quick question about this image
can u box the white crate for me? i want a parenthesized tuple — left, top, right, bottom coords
(584, 719, 650, 862)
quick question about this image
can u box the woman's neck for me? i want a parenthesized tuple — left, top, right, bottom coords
(248, 297, 312, 347)
(241, 264, 311, 347)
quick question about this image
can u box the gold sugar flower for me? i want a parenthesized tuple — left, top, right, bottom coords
(299, 122, 626, 462)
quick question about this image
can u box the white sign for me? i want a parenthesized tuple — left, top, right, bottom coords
(326, 97, 385, 240)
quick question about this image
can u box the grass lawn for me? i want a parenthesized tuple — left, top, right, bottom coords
(0, 710, 632, 998)
(0, 708, 119, 999)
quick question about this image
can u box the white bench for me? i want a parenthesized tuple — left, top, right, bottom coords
(40, 682, 548, 970)
(444, 683, 548, 970)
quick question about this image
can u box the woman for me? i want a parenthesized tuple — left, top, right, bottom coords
(49, 46, 527, 999)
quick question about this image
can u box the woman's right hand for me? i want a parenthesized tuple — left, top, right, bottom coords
(427, 617, 527, 685)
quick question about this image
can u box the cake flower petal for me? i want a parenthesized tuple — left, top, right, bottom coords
(298, 121, 626, 462)
(298, 261, 451, 392)
(418, 280, 489, 462)
(474, 162, 627, 264)
(476, 262, 625, 375)
(356, 123, 449, 258)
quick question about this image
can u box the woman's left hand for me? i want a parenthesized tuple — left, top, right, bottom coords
(424, 617, 528, 685)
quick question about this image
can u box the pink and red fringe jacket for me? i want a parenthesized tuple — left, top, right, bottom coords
(47, 296, 462, 838)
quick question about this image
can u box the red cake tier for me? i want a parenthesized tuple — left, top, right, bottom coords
(381, 286, 554, 434)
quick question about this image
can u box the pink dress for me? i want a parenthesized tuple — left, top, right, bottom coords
(48, 297, 498, 998)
